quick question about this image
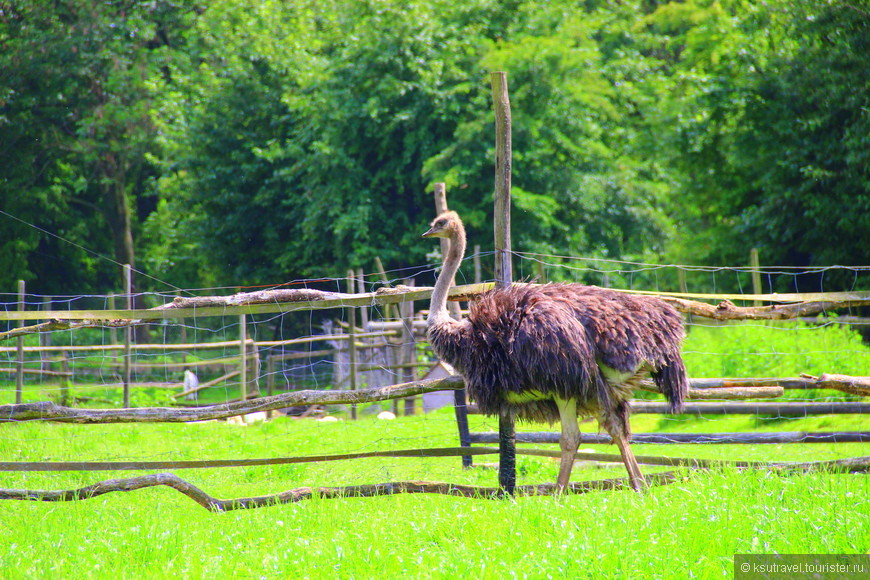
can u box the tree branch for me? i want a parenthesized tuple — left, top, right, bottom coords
(2, 456, 866, 512)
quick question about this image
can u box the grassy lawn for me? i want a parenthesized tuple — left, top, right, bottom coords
(0, 321, 867, 577)
(0, 409, 867, 579)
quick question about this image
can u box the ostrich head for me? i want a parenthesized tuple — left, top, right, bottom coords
(422, 211, 463, 239)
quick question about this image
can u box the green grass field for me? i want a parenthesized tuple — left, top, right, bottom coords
(0, 411, 868, 579)
(0, 320, 868, 578)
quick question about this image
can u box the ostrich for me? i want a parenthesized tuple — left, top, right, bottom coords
(423, 211, 688, 492)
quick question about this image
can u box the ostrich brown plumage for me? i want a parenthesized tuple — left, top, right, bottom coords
(423, 211, 688, 492)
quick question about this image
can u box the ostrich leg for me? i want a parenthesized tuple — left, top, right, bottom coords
(554, 397, 582, 491)
(609, 429, 646, 493)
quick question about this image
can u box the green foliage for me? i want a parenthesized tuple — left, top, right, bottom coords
(3, 0, 868, 294)
(640, 0, 870, 277)
(0, 0, 200, 294)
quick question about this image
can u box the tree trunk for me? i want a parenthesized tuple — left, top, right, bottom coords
(100, 156, 150, 343)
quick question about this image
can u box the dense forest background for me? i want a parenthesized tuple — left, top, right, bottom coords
(1, 0, 868, 297)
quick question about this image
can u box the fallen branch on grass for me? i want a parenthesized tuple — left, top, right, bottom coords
(2, 456, 866, 512)
(0, 471, 685, 512)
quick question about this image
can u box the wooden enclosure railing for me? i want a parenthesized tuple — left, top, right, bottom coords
(1, 281, 868, 511)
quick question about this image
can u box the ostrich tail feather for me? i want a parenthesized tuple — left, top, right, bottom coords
(652, 354, 689, 414)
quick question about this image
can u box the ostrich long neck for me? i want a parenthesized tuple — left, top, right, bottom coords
(428, 225, 466, 326)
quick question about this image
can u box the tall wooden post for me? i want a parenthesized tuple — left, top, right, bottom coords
(122, 266, 132, 408)
(346, 271, 358, 420)
(492, 71, 516, 495)
(16, 280, 25, 404)
(535, 260, 547, 284)
(434, 182, 473, 468)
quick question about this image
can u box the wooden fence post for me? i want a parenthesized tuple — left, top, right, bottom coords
(123, 266, 132, 408)
(492, 71, 516, 495)
(750, 248, 762, 307)
(239, 315, 248, 402)
(108, 294, 118, 363)
(401, 277, 416, 416)
(249, 340, 260, 397)
(60, 350, 70, 406)
(267, 354, 275, 398)
(356, 268, 369, 329)
(347, 271, 358, 420)
(40, 296, 51, 372)
(473, 245, 482, 284)
(373, 256, 400, 321)
(678, 268, 693, 327)
(177, 291, 187, 370)
(16, 280, 24, 404)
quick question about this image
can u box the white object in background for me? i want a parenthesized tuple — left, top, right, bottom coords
(183, 369, 199, 401)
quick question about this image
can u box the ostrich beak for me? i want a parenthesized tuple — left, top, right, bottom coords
(422, 226, 438, 238)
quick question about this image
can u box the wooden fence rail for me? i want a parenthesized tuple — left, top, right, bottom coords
(3, 373, 868, 424)
(0, 376, 465, 423)
(470, 431, 870, 445)
(2, 285, 869, 339)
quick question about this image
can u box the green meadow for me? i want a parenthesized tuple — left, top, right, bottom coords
(0, 321, 868, 578)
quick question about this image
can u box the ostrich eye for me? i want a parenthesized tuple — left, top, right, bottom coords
(435, 220, 446, 227)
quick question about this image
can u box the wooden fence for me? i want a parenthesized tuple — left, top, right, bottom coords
(0, 372, 868, 510)
(2, 266, 869, 510)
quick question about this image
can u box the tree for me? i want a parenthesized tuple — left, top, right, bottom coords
(637, 0, 870, 287)
(0, 0, 199, 295)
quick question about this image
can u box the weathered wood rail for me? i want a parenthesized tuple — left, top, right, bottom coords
(6, 373, 868, 424)
(470, 431, 870, 445)
(2, 284, 870, 340)
(0, 376, 465, 423)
